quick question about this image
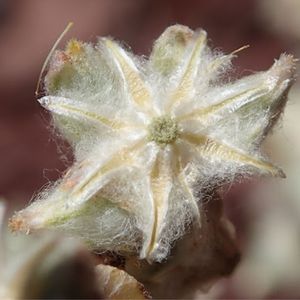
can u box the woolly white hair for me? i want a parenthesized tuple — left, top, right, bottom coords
(11, 25, 296, 262)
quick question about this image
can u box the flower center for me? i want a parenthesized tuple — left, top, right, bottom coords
(148, 116, 179, 145)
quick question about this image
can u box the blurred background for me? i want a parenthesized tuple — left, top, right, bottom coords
(0, 0, 299, 298)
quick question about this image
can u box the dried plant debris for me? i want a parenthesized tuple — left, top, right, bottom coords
(10, 25, 296, 263)
(96, 264, 151, 299)
(125, 193, 239, 299)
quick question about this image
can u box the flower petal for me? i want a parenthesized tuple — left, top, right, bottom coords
(141, 147, 173, 261)
(40, 95, 133, 128)
(103, 39, 154, 115)
(166, 29, 207, 111)
(149, 25, 194, 78)
(9, 139, 146, 234)
(173, 143, 201, 225)
(181, 132, 284, 177)
(179, 54, 296, 149)
(39, 95, 146, 155)
(45, 41, 126, 108)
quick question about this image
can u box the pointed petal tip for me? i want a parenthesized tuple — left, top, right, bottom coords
(277, 168, 286, 179)
(154, 24, 207, 50)
(169, 24, 207, 38)
(38, 96, 51, 109)
(270, 53, 297, 83)
(195, 28, 207, 38)
(267, 165, 286, 178)
(65, 38, 84, 57)
(163, 24, 207, 38)
(161, 24, 194, 37)
(140, 247, 157, 264)
(9, 207, 46, 234)
(9, 212, 29, 233)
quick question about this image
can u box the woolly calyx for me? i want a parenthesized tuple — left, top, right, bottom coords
(10, 25, 296, 263)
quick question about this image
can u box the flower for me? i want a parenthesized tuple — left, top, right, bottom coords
(10, 25, 296, 262)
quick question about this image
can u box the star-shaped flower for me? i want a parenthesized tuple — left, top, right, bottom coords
(10, 25, 295, 262)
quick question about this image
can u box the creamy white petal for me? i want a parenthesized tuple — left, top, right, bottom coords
(182, 132, 284, 177)
(166, 30, 207, 112)
(148, 25, 194, 78)
(178, 54, 295, 150)
(39, 96, 134, 130)
(141, 147, 173, 261)
(173, 143, 201, 225)
(178, 54, 295, 124)
(46, 42, 127, 108)
(103, 38, 155, 117)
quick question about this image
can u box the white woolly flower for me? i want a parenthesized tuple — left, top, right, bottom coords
(10, 25, 295, 262)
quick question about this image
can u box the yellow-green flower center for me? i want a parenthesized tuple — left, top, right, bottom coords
(148, 116, 179, 145)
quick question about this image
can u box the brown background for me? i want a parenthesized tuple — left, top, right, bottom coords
(0, 1, 299, 298)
